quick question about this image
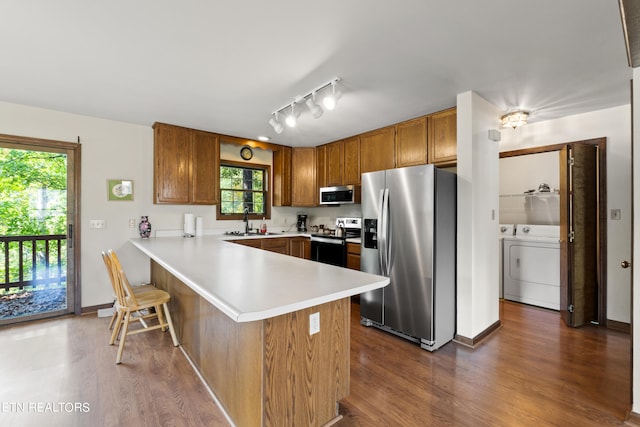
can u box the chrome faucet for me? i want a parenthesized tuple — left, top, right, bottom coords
(243, 207, 249, 235)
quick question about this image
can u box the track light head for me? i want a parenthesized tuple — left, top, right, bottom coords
(323, 81, 339, 110)
(269, 115, 284, 134)
(306, 93, 324, 118)
(285, 103, 300, 127)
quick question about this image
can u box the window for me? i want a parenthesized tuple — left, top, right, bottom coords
(218, 161, 270, 220)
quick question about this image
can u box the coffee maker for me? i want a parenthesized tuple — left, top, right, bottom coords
(296, 214, 308, 232)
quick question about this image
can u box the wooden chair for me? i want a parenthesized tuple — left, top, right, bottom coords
(106, 250, 179, 364)
(101, 251, 156, 330)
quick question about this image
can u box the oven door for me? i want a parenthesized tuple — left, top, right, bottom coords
(310, 236, 347, 267)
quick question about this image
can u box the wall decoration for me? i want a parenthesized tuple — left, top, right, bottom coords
(107, 179, 134, 201)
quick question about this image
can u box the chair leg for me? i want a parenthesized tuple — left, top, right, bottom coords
(108, 311, 117, 330)
(110, 310, 124, 345)
(156, 304, 166, 331)
(116, 311, 131, 364)
(162, 303, 179, 347)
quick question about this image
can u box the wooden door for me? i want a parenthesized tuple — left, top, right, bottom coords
(325, 141, 344, 186)
(154, 123, 192, 204)
(559, 144, 598, 327)
(343, 136, 361, 185)
(360, 126, 395, 174)
(396, 116, 427, 167)
(429, 108, 457, 165)
(191, 130, 219, 205)
(291, 147, 317, 207)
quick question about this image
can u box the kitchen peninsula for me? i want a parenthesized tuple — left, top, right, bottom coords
(130, 235, 389, 427)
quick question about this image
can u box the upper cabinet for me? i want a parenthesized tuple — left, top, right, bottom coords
(360, 126, 395, 174)
(316, 145, 327, 189)
(342, 136, 361, 185)
(273, 147, 292, 207)
(291, 147, 317, 207)
(395, 117, 428, 168)
(325, 140, 344, 187)
(153, 123, 219, 205)
(428, 108, 457, 166)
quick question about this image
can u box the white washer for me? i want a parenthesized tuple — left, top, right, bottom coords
(502, 224, 560, 310)
(498, 224, 515, 299)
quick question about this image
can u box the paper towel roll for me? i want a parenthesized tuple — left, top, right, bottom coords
(184, 213, 195, 236)
(195, 216, 203, 236)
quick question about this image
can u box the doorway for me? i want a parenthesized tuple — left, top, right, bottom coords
(499, 137, 608, 326)
(0, 134, 81, 324)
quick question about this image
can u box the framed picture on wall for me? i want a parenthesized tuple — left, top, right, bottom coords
(107, 179, 134, 201)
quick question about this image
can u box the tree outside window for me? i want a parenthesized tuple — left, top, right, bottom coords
(218, 162, 270, 220)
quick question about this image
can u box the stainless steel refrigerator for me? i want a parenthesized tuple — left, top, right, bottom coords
(360, 164, 456, 351)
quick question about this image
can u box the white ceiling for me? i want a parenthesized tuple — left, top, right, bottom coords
(0, 0, 631, 147)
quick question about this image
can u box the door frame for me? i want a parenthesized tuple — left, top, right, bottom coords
(0, 133, 82, 316)
(500, 137, 607, 326)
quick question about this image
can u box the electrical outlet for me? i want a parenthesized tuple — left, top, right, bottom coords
(309, 312, 320, 335)
(129, 218, 136, 228)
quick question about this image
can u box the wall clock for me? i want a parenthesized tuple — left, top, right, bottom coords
(240, 146, 253, 160)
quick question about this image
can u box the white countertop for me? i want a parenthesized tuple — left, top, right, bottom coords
(130, 235, 387, 323)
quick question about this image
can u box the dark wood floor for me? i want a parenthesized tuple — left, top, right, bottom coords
(0, 300, 630, 426)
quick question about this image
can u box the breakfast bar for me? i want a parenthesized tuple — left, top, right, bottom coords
(130, 235, 389, 427)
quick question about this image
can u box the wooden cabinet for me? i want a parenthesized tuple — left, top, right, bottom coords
(230, 239, 262, 249)
(343, 136, 361, 185)
(291, 147, 317, 207)
(360, 126, 395, 174)
(396, 117, 428, 167)
(273, 147, 292, 207)
(261, 237, 290, 255)
(325, 141, 344, 186)
(346, 242, 361, 271)
(429, 108, 457, 165)
(290, 237, 311, 260)
(153, 122, 219, 205)
(316, 145, 326, 190)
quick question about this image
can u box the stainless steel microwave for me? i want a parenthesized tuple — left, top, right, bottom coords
(319, 185, 360, 205)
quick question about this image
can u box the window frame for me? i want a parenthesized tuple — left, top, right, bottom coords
(217, 160, 271, 221)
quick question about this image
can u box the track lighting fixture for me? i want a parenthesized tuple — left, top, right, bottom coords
(268, 77, 341, 134)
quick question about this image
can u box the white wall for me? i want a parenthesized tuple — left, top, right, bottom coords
(0, 101, 360, 308)
(499, 105, 631, 324)
(631, 67, 640, 415)
(456, 91, 501, 339)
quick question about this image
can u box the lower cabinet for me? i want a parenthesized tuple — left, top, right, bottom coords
(346, 242, 361, 270)
(262, 238, 290, 254)
(290, 237, 311, 260)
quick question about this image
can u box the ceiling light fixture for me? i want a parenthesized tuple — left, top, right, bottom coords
(269, 113, 284, 134)
(269, 77, 341, 134)
(501, 110, 529, 129)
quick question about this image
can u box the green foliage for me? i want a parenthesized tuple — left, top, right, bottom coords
(0, 147, 68, 295)
(0, 148, 67, 235)
(219, 165, 266, 215)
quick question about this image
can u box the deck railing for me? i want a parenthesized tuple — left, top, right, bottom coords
(0, 234, 67, 292)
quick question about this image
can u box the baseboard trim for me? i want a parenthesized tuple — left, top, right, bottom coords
(454, 319, 502, 348)
(81, 302, 113, 315)
(607, 319, 631, 334)
(626, 410, 640, 426)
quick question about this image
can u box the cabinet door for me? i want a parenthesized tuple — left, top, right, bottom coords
(291, 147, 317, 207)
(429, 108, 457, 165)
(230, 239, 262, 248)
(396, 117, 427, 167)
(360, 126, 395, 174)
(290, 237, 311, 259)
(325, 141, 344, 187)
(343, 136, 361, 185)
(346, 242, 361, 270)
(316, 145, 327, 190)
(262, 238, 290, 255)
(273, 147, 292, 207)
(154, 123, 192, 204)
(191, 130, 220, 205)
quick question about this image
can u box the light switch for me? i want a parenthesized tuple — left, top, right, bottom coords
(90, 220, 106, 229)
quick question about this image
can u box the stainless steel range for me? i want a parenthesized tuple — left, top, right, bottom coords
(310, 217, 361, 267)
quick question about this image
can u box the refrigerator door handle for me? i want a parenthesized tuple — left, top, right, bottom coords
(381, 188, 390, 276)
(377, 189, 386, 275)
